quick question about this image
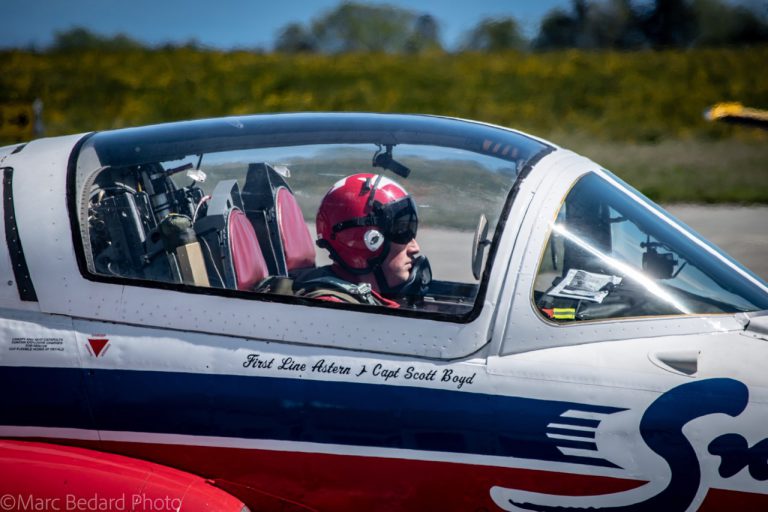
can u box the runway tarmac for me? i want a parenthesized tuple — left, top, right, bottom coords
(666, 204, 768, 282)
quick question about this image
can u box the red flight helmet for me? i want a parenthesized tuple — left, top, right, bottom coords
(316, 173, 418, 274)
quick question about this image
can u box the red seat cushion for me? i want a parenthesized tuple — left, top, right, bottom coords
(276, 187, 316, 271)
(228, 209, 269, 290)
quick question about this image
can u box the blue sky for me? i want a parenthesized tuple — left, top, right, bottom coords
(3, 0, 573, 50)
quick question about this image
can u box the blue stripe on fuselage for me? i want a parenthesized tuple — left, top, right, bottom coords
(1, 366, 624, 468)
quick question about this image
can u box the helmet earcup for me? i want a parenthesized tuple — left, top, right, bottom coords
(363, 229, 384, 252)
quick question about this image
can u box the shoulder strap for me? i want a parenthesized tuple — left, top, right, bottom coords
(254, 275, 294, 295)
(300, 288, 361, 304)
(294, 276, 380, 306)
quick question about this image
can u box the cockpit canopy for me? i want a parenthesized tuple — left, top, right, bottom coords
(533, 172, 768, 322)
(73, 113, 550, 320)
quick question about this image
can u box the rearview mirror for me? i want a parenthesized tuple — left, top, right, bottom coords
(472, 214, 490, 280)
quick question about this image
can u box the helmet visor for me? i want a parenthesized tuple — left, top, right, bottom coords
(380, 196, 418, 244)
(330, 196, 418, 244)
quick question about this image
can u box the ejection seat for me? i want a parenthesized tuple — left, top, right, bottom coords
(194, 179, 269, 291)
(241, 163, 316, 278)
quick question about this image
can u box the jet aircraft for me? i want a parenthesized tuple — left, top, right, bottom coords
(1, 113, 767, 511)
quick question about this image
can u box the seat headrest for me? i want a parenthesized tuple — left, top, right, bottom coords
(276, 187, 316, 271)
(228, 208, 269, 290)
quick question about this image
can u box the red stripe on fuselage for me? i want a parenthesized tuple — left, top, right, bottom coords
(698, 488, 768, 511)
(20, 438, 767, 511)
(97, 441, 643, 510)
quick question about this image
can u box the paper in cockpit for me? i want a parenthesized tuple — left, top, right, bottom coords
(546, 269, 623, 303)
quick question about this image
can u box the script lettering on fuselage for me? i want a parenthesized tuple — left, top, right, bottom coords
(239, 353, 477, 390)
(242, 354, 275, 369)
(372, 363, 400, 382)
(277, 357, 306, 372)
(311, 359, 352, 375)
(440, 368, 476, 389)
(403, 366, 437, 382)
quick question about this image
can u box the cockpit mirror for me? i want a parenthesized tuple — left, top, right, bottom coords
(641, 241, 679, 280)
(372, 144, 411, 178)
(472, 214, 491, 280)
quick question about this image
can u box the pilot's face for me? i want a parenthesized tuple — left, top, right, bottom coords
(382, 238, 421, 288)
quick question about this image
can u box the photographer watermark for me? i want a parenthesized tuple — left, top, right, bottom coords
(1, 493, 182, 511)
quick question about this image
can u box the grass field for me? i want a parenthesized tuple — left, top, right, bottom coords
(1, 47, 766, 203)
(556, 136, 768, 203)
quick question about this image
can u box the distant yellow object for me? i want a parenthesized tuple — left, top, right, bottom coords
(705, 102, 768, 128)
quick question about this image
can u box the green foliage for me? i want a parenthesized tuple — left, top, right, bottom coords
(694, 0, 768, 46)
(1, 46, 766, 203)
(558, 136, 768, 203)
(275, 2, 441, 54)
(50, 27, 146, 52)
(290, 0, 746, 53)
(534, 0, 768, 50)
(461, 18, 525, 52)
(275, 23, 317, 53)
(641, 0, 698, 48)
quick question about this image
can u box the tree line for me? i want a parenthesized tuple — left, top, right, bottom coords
(42, 0, 768, 54)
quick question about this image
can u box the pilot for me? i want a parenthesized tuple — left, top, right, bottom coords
(293, 173, 430, 307)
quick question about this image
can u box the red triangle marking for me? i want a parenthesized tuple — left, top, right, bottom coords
(88, 338, 109, 357)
